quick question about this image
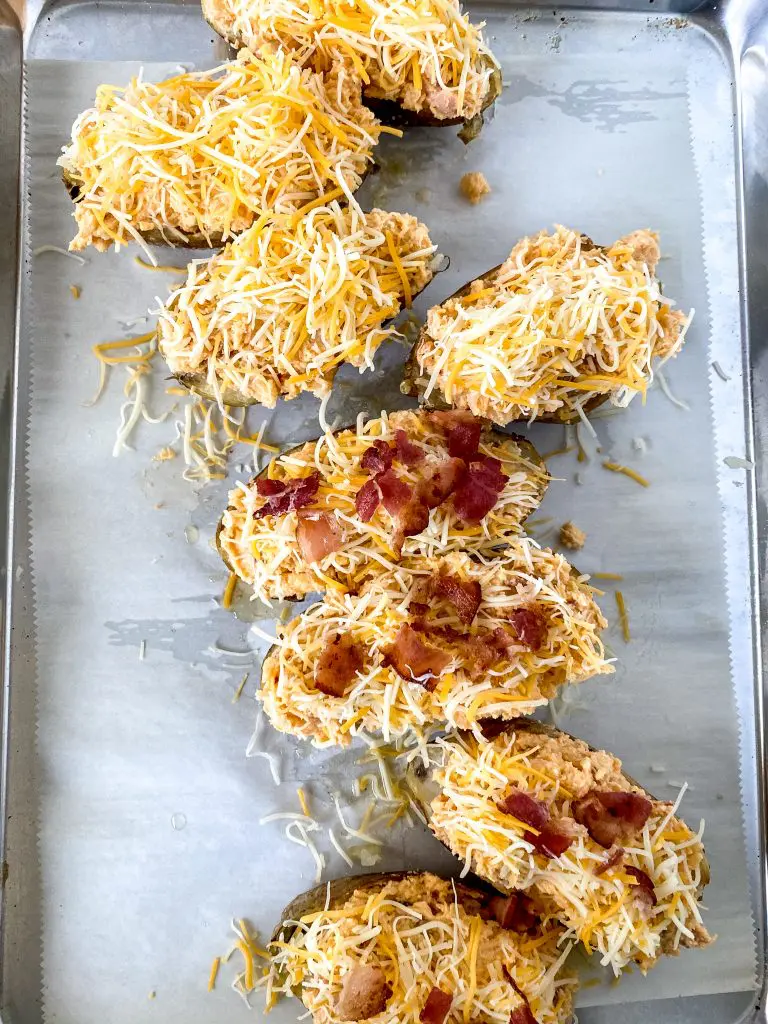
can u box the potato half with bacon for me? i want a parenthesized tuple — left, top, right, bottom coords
(404, 225, 691, 425)
(217, 409, 548, 601)
(267, 872, 576, 1024)
(158, 206, 435, 406)
(259, 547, 611, 746)
(59, 49, 386, 252)
(201, 0, 502, 135)
(408, 720, 713, 974)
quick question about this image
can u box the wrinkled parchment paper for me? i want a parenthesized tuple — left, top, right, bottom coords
(18, 12, 757, 1024)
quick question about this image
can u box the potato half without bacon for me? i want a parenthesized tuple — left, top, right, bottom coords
(201, 0, 502, 136)
(158, 206, 435, 407)
(407, 719, 713, 975)
(267, 872, 576, 1024)
(404, 225, 691, 425)
(259, 547, 611, 746)
(59, 49, 386, 252)
(217, 409, 548, 601)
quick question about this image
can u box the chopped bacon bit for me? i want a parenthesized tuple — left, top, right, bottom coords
(335, 964, 391, 1021)
(572, 790, 653, 849)
(355, 478, 380, 522)
(382, 624, 451, 690)
(497, 787, 574, 858)
(426, 410, 479, 433)
(253, 472, 320, 519)
(509, 1004, 538, 1024)
(497, 787, 549, 831)
(625, 866, 658, 908)
(488, 892, 539, 933)
(314, 634, 365, 698)
(452, 456, 507, 522)
(412, 624, 509, 680)
(419, 987, 452, 1024)
(376, 469, 413, 515)
(478, 718, 513, 741)
(361, 439, 395, 476)
(436, 574, 482, 624)
(533, 823, 575, 858)
(594, 846, 624, 876)
(296, 511, 341, 565)
(508, 606, 548, 650)
(418, 457, 467, 509)
(447, 419, 482, 461)
(394, 429, 424, 467)
(256, 477, 286, 497)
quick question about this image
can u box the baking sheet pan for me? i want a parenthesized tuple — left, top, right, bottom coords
(3, 3, 766, 1023)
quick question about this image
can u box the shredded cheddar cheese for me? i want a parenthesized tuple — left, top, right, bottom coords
(59, 49, 382, 252)
(202, 0, 499, 122)
(218, 408, 548, 601)
(428, 727, 713, 974)
(416, 226, 691, 425)
(259, 546, 611, 746)
(157, 206, 435, 407)
(263, 875, 576, 1023)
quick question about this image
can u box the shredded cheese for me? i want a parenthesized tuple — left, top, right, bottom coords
(260, 546, 611, 746)
(59, 49, 382, 252)
(203, 0, 498, 121)
(428, 727, 713, 975)
(157, 206, 435, 406)
(602, 461, 650, 487)
(416, 226, 691, 425)
(218, 408, 548, 601)
(614, 590, 630, 643)
(262, 874, 576, 1023)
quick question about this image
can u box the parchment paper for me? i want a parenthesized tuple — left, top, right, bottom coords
(19, 11, 758, 1024)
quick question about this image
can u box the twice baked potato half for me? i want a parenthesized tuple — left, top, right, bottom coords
(403, 226, 691, 425)
(258, 547, 611, 746)
(267, 871, 576, 1024)
(217, 408, 548, 600)
(408, 719, 713, 975)
(201, 0, 502, 135)
(158, 207, 436, 407)
(58, 49, 383, 252)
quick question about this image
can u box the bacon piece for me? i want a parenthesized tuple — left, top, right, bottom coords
(418, 457, 467, 509)
(377, 469, 413, 515)
(360, 439, 394, 476)
(488, 892, 539, 933)
(497, 787, 574, 858)
(594, 846, 624, 876)
(426, 410, 479, 433)
(296, 511, 341, 564)
(355, 479, 380, 522)
(314, 634, 365, 698)
(447, 419, 482, 461)
(625, 866, 657, 908)
(572, 790, 653, 849)
(412, 623, 509, 680)
(394, 429, 424, 467)
(452, 456, 507, 522)
(436, 574, 482, 624)
(419, 987, 452, 1024)
(256, 478, 286, 497)
(382, 624, 451, 690)
(508, 606, 548, 650)
(335, 964, 391, 1021)
(497, 788, 549, 831)
(375, 470, 430, 551)
(253, 472, 320, 519)
(509, 1004, 538, 1024)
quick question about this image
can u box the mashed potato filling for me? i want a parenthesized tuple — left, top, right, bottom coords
(428, 727, 713, 974)
(202, 0, 499, 121)
(158, 207, 434, 406)
(218, 409, 547, 600)
(267, 874, 576, 1024)
(260, 547, 611, 746)
(60, 49, 383, 251)
(416, 226, 691, 425)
